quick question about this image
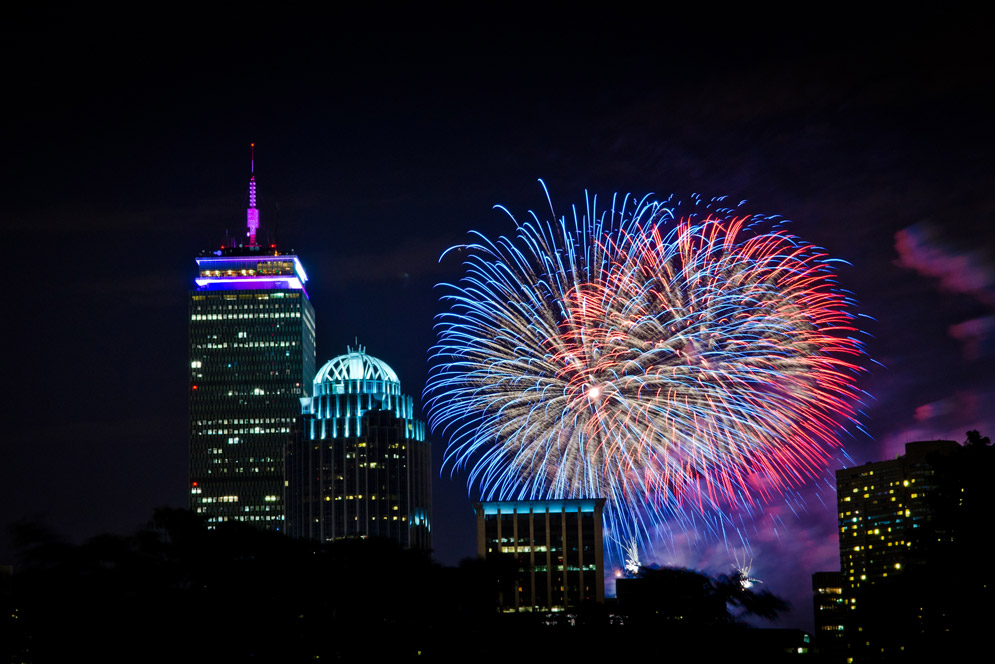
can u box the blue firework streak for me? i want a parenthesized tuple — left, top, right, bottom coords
(426, 185, 866, 555)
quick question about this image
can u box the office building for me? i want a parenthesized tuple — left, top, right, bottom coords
(835, 439, 961, 658)
(286, 347, 431, 549)
(837, 439, 958, 593)
(811, 571, 846, 655)
(474, 499, 605, 611)
(189, 158, 316, 530)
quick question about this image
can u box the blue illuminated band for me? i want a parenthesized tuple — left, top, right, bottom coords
(194, 276, 305, 290)
(479, 500, 601, 515)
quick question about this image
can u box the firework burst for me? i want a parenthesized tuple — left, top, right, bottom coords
(426, 185, 865, 550)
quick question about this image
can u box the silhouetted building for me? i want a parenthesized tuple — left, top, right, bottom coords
(286, 348, 431, 549)
(838, 440, 959, 591)
(836, 439, 961, 659)
(812, 571, 846, 656)
(189, 156, 316, 530)
(474, 499, 605, 611)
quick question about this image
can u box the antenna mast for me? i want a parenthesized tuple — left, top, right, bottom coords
(246, 143, 260, 246)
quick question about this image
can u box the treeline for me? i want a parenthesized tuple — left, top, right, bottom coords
(3, 509, 796, 663)
(4, 509, 485, 662)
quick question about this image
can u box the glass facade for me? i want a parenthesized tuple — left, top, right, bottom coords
(286, 350, 431, 549)
(475, 499, 605, 611)
(189, 247, 317, 531)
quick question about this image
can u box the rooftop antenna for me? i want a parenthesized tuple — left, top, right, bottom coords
(246, 143, 260, 246)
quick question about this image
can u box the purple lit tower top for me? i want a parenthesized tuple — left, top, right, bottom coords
(188, 145, 316, 533)
(247, 142, 259, 246)
(192, 145, 310, 296)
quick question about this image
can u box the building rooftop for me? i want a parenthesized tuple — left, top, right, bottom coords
(314, 348, 401, 385)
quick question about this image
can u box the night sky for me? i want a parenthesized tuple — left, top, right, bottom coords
(4, 6, 993, 631)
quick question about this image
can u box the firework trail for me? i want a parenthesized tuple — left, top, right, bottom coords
(426, 184, 865, 554)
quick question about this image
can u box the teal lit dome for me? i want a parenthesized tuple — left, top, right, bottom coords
(314, 348, 400, 386)
(304, 346, 424, 443)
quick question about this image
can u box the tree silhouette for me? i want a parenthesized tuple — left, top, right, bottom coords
(965, 429, 991, 448)
(718, 571, 791, 621)
(8, 510, 798, 662)
(619, 565, 790, 626)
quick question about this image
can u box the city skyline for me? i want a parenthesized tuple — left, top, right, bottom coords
(3, 6, 993, 634)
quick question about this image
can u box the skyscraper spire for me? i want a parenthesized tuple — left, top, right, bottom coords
(190, 149, 315, 534)
(246, 142, 259, 246)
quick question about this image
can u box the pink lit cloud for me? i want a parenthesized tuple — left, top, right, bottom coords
(948, 315, 995, 360)
(895, 222, 995, 360)
(894, 222, 995, 306)
(877, 389, 994, 460)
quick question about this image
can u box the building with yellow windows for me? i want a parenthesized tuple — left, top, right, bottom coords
(474, 499, 605, 611)
(835, 439, 959, 658)
(188, 162, 316, 531)
(286, 348, 431, 549)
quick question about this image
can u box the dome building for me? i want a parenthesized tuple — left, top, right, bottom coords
(286, 347, 431, 549)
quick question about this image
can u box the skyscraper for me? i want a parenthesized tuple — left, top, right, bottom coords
(189, 151, 316, 530)
(837, 439, 958, 594)
(835, 439, 960, 658)
(286, 347, 431, 549)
